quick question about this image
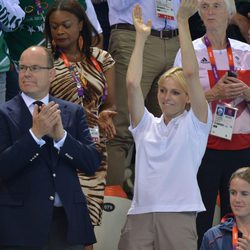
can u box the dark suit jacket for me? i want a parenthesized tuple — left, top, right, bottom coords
(0, 94, 101, 247)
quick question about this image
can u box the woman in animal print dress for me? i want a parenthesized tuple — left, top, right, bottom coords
(44, 1, 116, 248)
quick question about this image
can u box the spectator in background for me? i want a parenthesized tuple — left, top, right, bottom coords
(189, 0, 250, 43)
(174, 0, 250, 248)
(0, 0, 24, 104)
(4, 0, 103, 101)
(229, 0, 250, 44)
(92, 0, 110, 50)
(200, 167, 250, 250)
(44, 1, 116, 249)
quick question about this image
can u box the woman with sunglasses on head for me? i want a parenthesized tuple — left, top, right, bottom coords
(200, 167, 250, 250)
(118, 0, 212, 249)
(44, 1, 116, 249)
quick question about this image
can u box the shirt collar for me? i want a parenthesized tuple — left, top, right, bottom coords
(160, 110, 188, 127)
(21, 92, 49, 109)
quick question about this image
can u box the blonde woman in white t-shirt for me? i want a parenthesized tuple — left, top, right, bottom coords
(118, 1, 212, 250)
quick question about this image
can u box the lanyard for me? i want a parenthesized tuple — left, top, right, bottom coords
(232, 221, 238, 250)
(60, 52, 107, 104)
(90, 56, 107, 103)
(60, 52, 86, 98)
(204, 35, 235, 84)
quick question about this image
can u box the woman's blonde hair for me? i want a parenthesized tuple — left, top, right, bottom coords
(229, 167, 250, 185)
(158, 67, 188, 95)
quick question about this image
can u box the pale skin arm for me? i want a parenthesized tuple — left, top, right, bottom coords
(127, 4, 152, 128)
(177, 0, 208, 123)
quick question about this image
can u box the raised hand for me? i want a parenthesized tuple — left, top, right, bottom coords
(177, 0, 198, 21)
(132, 4, 151, 39)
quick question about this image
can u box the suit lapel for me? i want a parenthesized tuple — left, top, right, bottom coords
(7, 94, 33, 134)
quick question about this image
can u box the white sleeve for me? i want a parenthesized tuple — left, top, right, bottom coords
(0, 0, 25, 31)
(85, 0, 103, 34)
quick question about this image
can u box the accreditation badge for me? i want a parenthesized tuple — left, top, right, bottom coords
(210, 103, 238, 140)
(155, 0, 175, 20)
(89, 109, 100, 143)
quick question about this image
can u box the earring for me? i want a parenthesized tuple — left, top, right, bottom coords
(78, 35, 84, 51)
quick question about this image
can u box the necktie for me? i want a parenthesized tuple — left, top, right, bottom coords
(33, 101, 43, 112)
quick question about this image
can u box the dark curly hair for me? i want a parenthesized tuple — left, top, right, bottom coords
(44, 0, 100, 59)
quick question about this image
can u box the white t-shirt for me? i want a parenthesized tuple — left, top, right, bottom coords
(128, 107, 212, 215)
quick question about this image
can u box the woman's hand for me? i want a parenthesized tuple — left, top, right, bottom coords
(84, 101, 98, 127)
(177, 0, 198, 21)
(132, 4, 151, 40)
(209, 73, 247, 100)
(98, 110, 117, 139)
(236, 234, 250, 250)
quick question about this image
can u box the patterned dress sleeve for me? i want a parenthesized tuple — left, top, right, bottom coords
(91, 47, 115, 72)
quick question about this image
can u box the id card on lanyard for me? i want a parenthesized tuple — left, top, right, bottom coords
(211, 103, 238, 140)
(204, 35, 238, 140)
(155, 0, 175, 20)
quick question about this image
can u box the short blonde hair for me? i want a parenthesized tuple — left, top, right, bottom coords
(229, 167, 250, 185)
(158, 67, 188, 95)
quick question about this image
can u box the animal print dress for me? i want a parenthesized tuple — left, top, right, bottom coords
(50, 47, 115, 225)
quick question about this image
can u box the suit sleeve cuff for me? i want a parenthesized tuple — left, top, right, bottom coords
(29, 129, 45, 147)
(53, 131, 67, 150)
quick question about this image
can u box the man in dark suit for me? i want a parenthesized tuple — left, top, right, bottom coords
(0, 46, 101, 250)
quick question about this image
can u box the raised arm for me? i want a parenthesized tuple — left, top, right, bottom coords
(126, 4, 152, 127)
(177, 0, 208, 123)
